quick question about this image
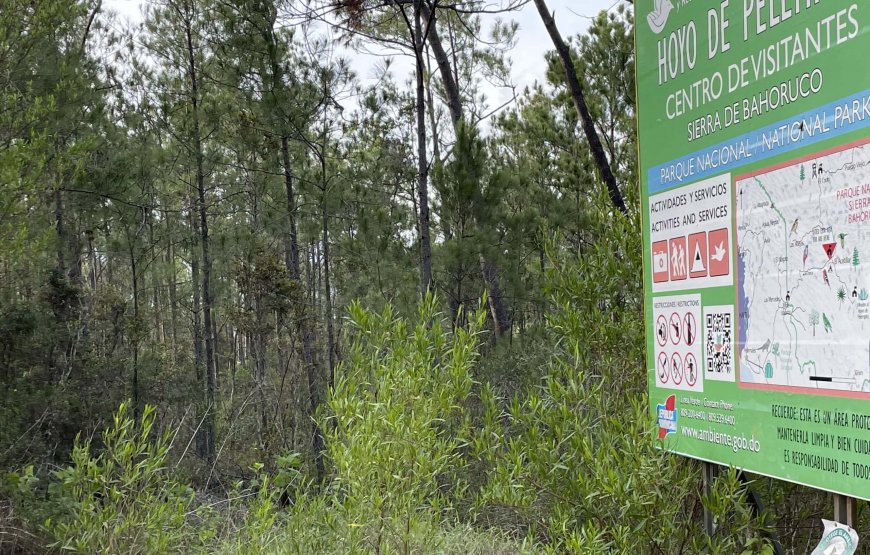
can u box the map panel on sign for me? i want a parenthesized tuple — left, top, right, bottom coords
(736, 141, 870, 396)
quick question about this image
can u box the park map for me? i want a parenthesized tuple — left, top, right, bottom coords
(737, 141, 870, 394)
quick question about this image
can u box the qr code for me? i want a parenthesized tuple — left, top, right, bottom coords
(705, 307, 733, 380)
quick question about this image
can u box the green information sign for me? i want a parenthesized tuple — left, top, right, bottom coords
(637, 0, 870, 498)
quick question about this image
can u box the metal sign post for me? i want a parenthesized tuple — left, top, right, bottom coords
(833, 494, 858, 529)
(702, 461, 719, 536)
(703, 462, 786, 553)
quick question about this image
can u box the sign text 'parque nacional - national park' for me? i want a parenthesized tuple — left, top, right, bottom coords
(638, 0, 870, 498)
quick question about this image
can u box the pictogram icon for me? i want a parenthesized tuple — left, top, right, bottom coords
(656, 315, 668, 347)
(652, 240, 669, 283)
(683, 312, 697, 346)
(669, 236, 688, 281)
(671, 352, 684, 384)
(658, 352, 669, 384)
(708, 228, 730, 277)
(685, 353, 698, 386)
(669, 312, 682, 345)
(688, 232, 707, 278)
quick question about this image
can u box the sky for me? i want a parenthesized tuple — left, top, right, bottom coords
(103, 0, 625, 110)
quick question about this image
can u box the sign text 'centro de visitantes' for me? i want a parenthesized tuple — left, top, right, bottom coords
(637, 0, 870, 498)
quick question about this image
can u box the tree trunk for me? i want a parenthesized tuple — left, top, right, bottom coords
(318, 99, 337, 387)
(281, 138, 302, 278)
(281, 135, 325, 479)
(256, 322, 268, 445)
(420, 5, 462, 127)
(424, 47, 454, 324)
(265, 10, 326, 477)
(190, 198, 206, 459)
(413, 0, 432, 295)
(322, 207, 336, 388)
(532, 0, 628, 215)
(421, 5, 511, 338)
(184, 11, 216, 462)
(413, 1, 433, 293)
(480, 254, 510, 338)
(103, 221, 113, 285)
(149, 215, 163, 344)
(86, 229, 97, 290)
(68, 225, 82, 285)
(424, 51, 441, 166)
(54, 188, 66, 277)
(167, 217, 178, 353)
(129, 242, 140, 419)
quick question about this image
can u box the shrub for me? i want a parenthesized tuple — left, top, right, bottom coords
(477, 197, 767, 554)
(11, 402, 194, 554)
(323, 293, 485, 553)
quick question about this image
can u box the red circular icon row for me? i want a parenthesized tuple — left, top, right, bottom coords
(655, 312, 697, 347)
(657, 352, 698, 386)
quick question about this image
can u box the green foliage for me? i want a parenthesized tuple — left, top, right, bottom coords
(49, 403, 192, 553)
(476, 195, 766, 553)
(2, 2, 852, 554)
(3, 386, 533, 554)
(6, 403, 193, 554)
(324, 293, 485, 552)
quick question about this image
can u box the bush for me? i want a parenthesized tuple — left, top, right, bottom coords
(323, 294, 486, 553)
(2, 314, 535, 555)
(477, 197, 768, 554)
(7, 402, 194, 554)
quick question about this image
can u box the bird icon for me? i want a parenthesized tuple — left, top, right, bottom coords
(711, 242, 726, 262)
(647, 0, 675, 34)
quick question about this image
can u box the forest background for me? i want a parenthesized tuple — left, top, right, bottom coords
(0, 0, 855, 553)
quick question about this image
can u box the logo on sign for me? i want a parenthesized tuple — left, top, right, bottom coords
(657, 394, 678, 439)
(647, 0, 674, 34)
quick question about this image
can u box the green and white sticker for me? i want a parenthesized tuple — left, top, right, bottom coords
(811, 519, 858, 555)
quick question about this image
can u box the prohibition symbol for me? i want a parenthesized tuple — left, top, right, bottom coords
(658, 352, 669, 383)
(656, 315, 668, 347)
(683, 312, 697, 346)
(685, 353, 698, 386)
(671, 352, 684, 385)
(669, 312, 682, 345)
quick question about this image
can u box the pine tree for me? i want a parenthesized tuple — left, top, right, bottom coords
(143, 0, 220, 462)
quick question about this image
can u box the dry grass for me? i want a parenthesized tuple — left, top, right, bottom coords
(0, 498, 48, 555)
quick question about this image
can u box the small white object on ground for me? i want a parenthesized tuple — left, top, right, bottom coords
(811, 519, 859, 555)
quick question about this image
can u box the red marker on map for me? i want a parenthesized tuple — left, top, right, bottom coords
(823, 242, 837, 260)
(823, 269, 830, 287)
